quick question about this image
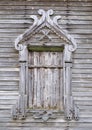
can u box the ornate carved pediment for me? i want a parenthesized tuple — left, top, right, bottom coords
(15, 9, 77, 52)
(12, 9, 79, 121)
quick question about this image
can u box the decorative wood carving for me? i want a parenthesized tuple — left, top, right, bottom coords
(32, 110, 56, 122)
(12, 9, 79, 121)
(15, 9, 77, 52)
(39, 29, 51, 41)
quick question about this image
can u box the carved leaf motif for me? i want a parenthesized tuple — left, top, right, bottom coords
(33, 110, 56, 122)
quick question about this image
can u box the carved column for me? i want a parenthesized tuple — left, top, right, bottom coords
(12, 46, 28, 119)
(64, 62, 72, 119)
(64, 45, 79, 120)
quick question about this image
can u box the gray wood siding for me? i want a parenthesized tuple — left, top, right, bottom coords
(0, 0, 92, 129)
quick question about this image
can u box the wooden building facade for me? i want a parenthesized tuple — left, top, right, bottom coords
(0, 0, 92, 130)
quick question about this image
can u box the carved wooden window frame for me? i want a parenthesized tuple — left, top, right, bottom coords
(12, 9, 79, 121)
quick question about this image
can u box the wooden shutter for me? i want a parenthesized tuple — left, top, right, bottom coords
(28, 51, 63, 110)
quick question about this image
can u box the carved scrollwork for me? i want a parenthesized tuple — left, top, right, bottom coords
(15, 9, 77, 52)
(32, 110, 56, 122)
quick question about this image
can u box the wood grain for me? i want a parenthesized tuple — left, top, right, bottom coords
(28, 52, 63, 109)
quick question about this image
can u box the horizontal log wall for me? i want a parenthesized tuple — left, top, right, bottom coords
(0, 0, 92, 129)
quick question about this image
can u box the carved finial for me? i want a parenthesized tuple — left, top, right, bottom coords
(67, 35, 77, 52)
(29, 15, 38, 26)
(47, 9, 53, 15)
(53, 15, 61, 25)
(38, 9, 46, 25)
(15, 34, 24, 51)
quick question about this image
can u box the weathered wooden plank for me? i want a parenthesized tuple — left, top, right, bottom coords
(1, 10, 92, 17)
(0, 68, 19, 71)
(0, 0, 91, 5)
(73, 87, 92, 91)
(73, 92, 92, 97)
(68, 29, 92, 34)
(0, 105, 14, 109)
(1, 34, 92, 40)
(1, 15, 92, 22)
(72, 74, 92, 78)
(0, 43, 14, 48)
(0, 29, 26, 33)
(0, 86, 18, 91)
(0, 1, 91, 7)
(70, 128, 92, 130)
(0, 58, 18, 63)
(0, 20, 31, 24)
(0, 70, 19, 76)
(73, 64, 92, 69)
(0, 77, 19, 81)
(0, 7, 91, 14)
(0, 127, 65, 130)
(0, 95, 18, 100)
(0, 24, 29, 29)
(72, 80, 92, 84)
(0, 91, 18, 95)
(75, 49, 92, 54)
(65, 25, 92, 29)
(0, 19, 92, 25)
(0, 63, 18, 67)
(0, 4, 92, 11)
(74, 101, 92, 106)
(77, 43, 92, 49)
(0, 100, 18, 105)
(0, 53, 18, 58)
(73, 60, 92, 64)
(72, 81, 92, 87)
(73, 54, 92, 59)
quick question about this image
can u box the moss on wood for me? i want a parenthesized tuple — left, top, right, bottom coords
(27, 45, 64, 52)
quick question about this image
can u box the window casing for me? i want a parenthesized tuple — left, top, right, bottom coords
(12, 9, 79, 121)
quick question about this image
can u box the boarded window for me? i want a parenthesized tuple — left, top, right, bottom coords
(12, 9, 79, 121)
(28, 49, 63, 110)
